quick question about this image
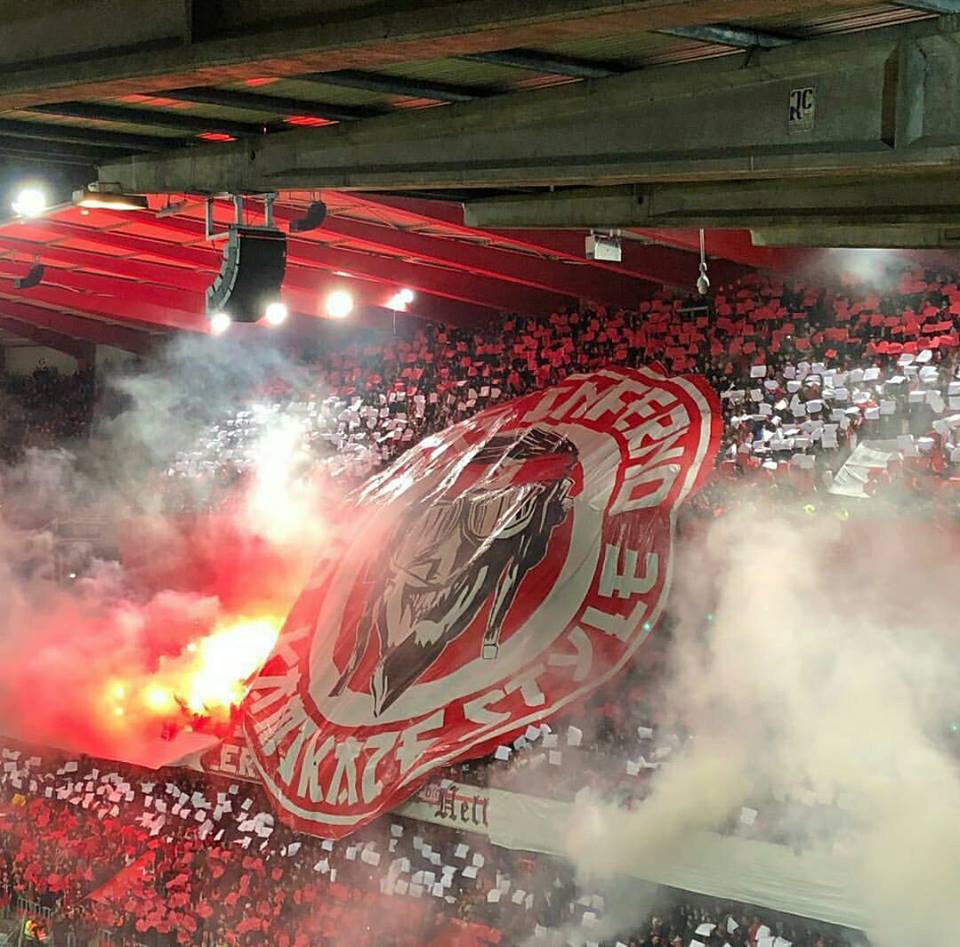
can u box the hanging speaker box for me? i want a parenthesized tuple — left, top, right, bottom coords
(205, 226, 287, 323)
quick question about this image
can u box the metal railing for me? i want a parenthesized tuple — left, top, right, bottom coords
(90, 931, 148, 947)
(1, 896, 149, 947)
(13, 896, 53, 920)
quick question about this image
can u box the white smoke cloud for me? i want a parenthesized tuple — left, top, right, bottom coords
(0, 333, 339, 762)
(565, 505, 960, 946)
(239, 410, 334, 551)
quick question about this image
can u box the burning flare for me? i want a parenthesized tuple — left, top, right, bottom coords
(103, 616, 281, 732)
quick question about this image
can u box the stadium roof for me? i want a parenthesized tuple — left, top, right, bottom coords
(1, 0, 959, 355)
(2, 3, 959, 224)
(0, 1, 940, 183)
(0, 192, 800, 354)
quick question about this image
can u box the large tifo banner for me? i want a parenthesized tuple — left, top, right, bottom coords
(238, 367, 720, 838)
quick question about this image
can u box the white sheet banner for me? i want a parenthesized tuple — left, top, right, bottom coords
(828, 440, 898, 499)
(400, 784, 866, 932)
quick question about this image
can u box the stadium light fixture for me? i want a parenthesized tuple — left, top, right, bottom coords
(11, 186, 48, 218)
(73, 184, 149, 211)
(387, 288, 416, 311)
(326, 289, 354, 319)
(263, 300, 289, 326)
(586, 230, 621, 262)
(209, 311, 232, 335)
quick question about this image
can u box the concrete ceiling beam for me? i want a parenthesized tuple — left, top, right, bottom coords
(464, 176, 960, 230)
(97, 19, 960, 195)
(0, 0, 876, 110)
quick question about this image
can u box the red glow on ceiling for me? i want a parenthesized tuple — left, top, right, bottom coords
(116, 94, 190, 109)
(197, 132, 236, 142)
(515, 75, 578, 91)
(244, 78, 280, 87)
(284, 115, 333, 127)
(391, 98, 447, 111)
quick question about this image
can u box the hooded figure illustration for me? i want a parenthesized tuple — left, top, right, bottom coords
(330, 427, 579, 716)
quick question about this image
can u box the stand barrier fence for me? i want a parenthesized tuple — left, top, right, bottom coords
(0, 898, 146, 947)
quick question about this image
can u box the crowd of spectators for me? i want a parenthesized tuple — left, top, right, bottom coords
(4, 261, 955, 946)
(0, 743, 855, 947)
(0, 362, 94, 462)
(442, 644, 850, 854)
(165, 265, 960, 518)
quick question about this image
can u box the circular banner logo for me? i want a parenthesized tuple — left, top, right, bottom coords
(242, 367, 720, 836)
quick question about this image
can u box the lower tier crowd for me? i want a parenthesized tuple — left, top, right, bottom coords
(0, 742, 851, 947)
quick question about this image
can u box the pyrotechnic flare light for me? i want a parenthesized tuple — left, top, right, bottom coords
(182, 617, 279, 714)
(399, 288, 415, 304)
(325, 289, 354, 319)
(100, 616, 280, 732)
(143, 685, 176, 713)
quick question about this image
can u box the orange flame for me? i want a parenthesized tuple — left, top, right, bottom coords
(180, 617, 279, 713)
(103, 616, 281, 731)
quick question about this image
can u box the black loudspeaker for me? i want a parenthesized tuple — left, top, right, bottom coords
(290, 200, 327, 233)
(206, 226, 287, 323)
(15, 263, 44, 290)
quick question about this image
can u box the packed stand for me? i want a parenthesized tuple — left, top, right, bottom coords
(3, 264, 955, 946)
(0, 743, 857, 947)
(444, 651, 849, 853)
(148, 262, 960, 853)
(0, 363, 94, 462)
(164, 265, 960, 515)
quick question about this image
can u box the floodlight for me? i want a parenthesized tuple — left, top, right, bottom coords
(264, 301, 289, 326)
(12, 187, 47, 218)
(210, 311, 232, 335)
(326, 289, 354, 319)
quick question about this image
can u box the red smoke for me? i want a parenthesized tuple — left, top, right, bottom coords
(0, 481, 332, 768)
